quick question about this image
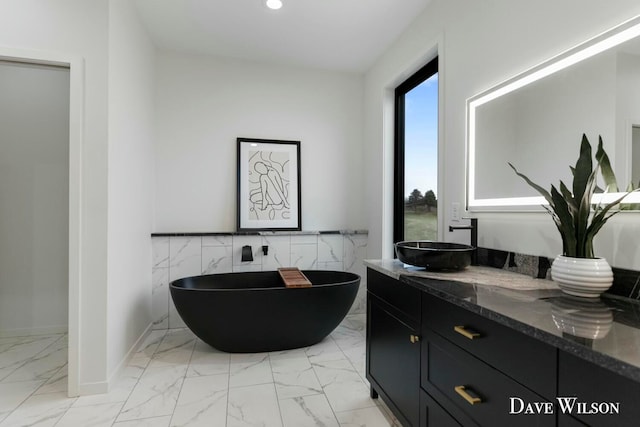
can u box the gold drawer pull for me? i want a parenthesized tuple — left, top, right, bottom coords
(454, 325, 480, 340)
(410, 334, 420, 344)
(454, 385, 482, 405)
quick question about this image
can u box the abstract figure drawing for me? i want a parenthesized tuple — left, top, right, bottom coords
(248, 150, 291, 221)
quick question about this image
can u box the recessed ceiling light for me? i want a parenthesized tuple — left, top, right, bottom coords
(266, 0, 283, 10)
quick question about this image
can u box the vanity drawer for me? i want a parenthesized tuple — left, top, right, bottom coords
(367, 268, 421, 323)
(422, 328, 554, 427)
(420, 389, 464, 427)
(422, 293, 556, 399)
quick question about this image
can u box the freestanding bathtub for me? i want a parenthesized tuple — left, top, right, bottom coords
(170, 270, 360, 352)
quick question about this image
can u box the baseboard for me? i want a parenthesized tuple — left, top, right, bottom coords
(0, 324, 68, 338)
(106, 322, 154, 392)
(77, 380, 109, 395)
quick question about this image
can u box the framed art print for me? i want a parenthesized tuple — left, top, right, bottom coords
(237, 137, 301, 231)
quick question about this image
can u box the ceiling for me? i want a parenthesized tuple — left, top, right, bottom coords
(133, 0, 431, 73)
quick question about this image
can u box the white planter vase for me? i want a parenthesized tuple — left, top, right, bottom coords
(551, 255, 613, 298)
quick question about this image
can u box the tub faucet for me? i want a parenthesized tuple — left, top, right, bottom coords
(241, 245, 253, 262)
(449, 218, 478, 265)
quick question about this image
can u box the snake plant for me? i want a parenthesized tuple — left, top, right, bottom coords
(509, 134, 637, 258)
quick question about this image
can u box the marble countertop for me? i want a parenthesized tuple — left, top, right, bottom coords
(365, 259, 640, 382)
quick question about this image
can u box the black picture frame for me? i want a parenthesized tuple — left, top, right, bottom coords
(237, 137, 302, 231)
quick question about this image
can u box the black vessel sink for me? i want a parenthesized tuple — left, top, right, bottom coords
(395, 241, 475, 270)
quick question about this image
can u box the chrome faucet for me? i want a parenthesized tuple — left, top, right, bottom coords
(449, 218, 478, 265)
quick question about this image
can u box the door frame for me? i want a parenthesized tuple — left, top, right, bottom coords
(0, 46, 84, 397)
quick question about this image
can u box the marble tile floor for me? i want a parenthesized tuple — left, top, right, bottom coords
(0, 314, 401, 426)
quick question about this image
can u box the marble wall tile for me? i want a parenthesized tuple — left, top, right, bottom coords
(318, 261, 344, 271)
(232, 264, 264, 273)
(168, 237, 202, 329)
(151, 267, 169, 330)
(152, 236, 170, 331)
(262, 235, 291, 270)
(344, 235, 368, 314)
(290, 234, 318, 245)
(290, 235, 318, 270)
(318, 235, 344, 264)
(169, 237, 202, 282)
(152, 237, 169, 269)
(202, 235, 233, 247)
(201, 246, 233, 275)
(344, 234, 368, 277)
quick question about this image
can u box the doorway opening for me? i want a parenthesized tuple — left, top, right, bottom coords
(0, 50, 80, 396)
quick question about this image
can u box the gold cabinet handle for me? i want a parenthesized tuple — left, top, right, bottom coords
(409, 334, 420, 344)
(454, 325, 480, 340)
(454, 385, 482, 405)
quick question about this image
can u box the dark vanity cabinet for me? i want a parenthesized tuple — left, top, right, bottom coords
(420, 294, 556, 427)
(367, 267, 640, 427)
(367, 267, 556, 426)
(366, 268, 421, 426)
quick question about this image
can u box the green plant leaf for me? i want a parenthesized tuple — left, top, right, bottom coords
(595, 136, 619, 192)
(509, 134, 633, 258)
(572, 134, 593, 206)
(550, 185, 576, 256)
(559, 180, 577, 213)
(508, 163, 554, 205)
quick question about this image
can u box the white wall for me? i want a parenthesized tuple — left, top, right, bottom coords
(0, 62, 69, 336)
(0, 0, 110, 395)
(153, 52, 365, 232)
(364, 0, 640, 269)
(107, 0, 156, 380)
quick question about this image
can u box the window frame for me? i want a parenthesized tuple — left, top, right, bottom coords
(393, 56, 439, 244)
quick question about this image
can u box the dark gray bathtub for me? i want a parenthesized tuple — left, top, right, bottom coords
(170, 270, 360, 352)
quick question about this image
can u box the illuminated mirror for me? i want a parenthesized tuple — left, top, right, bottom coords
(468, 15, 640, 210)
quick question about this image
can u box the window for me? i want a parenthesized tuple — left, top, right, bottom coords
(394, 57, 438, 243)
